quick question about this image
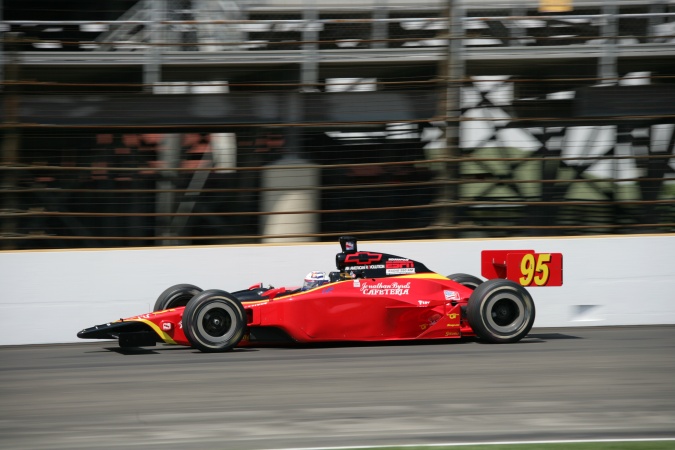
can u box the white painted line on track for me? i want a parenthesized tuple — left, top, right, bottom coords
(265, 437, 675, 450)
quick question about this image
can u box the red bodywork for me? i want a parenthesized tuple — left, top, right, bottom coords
(121, 273, 475, 347)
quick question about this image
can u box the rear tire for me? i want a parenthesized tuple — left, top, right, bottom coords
(182, 289, 246, 353)
(466, 279, 535, 343)
(153, 284, 202, 312)
(446, 273, 484, 290)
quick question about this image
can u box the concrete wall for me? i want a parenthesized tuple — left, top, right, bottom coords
(1, 234, 674, 346)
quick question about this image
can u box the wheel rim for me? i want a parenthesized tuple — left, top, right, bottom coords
(485, 292, 526, 334)
(195, 300, 238, 344)
(491, 298, 519, 326)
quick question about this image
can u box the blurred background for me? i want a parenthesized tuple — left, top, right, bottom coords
(0, 0, 673, 250)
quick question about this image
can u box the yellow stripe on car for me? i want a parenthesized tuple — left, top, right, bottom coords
(397, 273, 449, 280)
(129, 318, 177, 345)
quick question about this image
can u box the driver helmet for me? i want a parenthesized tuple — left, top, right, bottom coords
(302, 271, 330, 291)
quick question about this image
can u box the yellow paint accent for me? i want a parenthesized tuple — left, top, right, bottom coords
(520, 253, 536, 286)
(534, 253, 552, 286)
(519, 253, 552, 286)
(241, 299, 270, 306)
(130, 318, 177, 345)
(397, 273, 449, 280)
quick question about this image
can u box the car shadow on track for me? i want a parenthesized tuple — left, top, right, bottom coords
(97, 333, 582, 355)
(525, 332, 583, 341)
(467, 332, 582, 345)
(103, 346, 260, 355)
(104, 346, 164, 355)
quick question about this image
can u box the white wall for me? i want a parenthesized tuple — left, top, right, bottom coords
(1, 234, 674, 346)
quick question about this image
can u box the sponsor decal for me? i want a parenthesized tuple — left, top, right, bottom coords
(162, 322, 172, 331)
(445, 331, 460, 337)
(447, 313, 458, 320)
(345, 264, 385, 271)
(385, 259, 415, 275)
(345, 241, 355, 251)
(246, 301, 269, 307)
(322, 287, 335, 294)
(386, 268, 415, 275)
(444, 290, 461, 301)
(386, 259, 414, 267)
(418, 300, 430, 306)
(420, 324, 428, 330)
(353, 279, 361, 288)
(359, 281, 411, 296)
(344, 252, 383, 266)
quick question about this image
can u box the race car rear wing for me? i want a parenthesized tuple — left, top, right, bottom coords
(481, 250, 563, 286)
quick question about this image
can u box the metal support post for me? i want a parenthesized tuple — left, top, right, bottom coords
(436, 0, 465, 239)
(301, 2, 319, 90)
(157, 134, 180, 245)
(598, 4, 618, 83)
(509, 7, 526, 46)
(144, 0, 164, 89)
(372, 0, 388, 49)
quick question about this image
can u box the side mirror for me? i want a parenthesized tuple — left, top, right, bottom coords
(339, 236, 357, 254)
(264, 287, 290, 300)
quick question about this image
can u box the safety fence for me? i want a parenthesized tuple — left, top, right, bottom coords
(1, 1, 674, 249)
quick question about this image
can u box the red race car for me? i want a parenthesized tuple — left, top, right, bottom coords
(77, 236, 562, 352)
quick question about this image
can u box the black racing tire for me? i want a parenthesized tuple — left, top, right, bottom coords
(446, 273, 484, 290)
(153, 284, 202, 312)
(466, 278, 535, 343)
(182, 289, 247, 353)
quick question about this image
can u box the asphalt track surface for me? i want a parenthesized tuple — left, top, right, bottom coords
(2, 326, 675, 450)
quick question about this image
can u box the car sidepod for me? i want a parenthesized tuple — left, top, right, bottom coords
(238, 274, 474, 343)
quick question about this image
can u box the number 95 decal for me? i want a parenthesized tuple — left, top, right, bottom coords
(507, 252, 563, 286)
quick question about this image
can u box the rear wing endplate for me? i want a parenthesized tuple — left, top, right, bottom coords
(481, 250, 563, 286)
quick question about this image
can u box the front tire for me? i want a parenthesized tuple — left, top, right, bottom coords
(153, 284, 202, 311)
(182, 289, 246, 353)
(466, 279, 535, 343)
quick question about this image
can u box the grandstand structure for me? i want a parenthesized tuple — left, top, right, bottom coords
(1, 0, 674, 248)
